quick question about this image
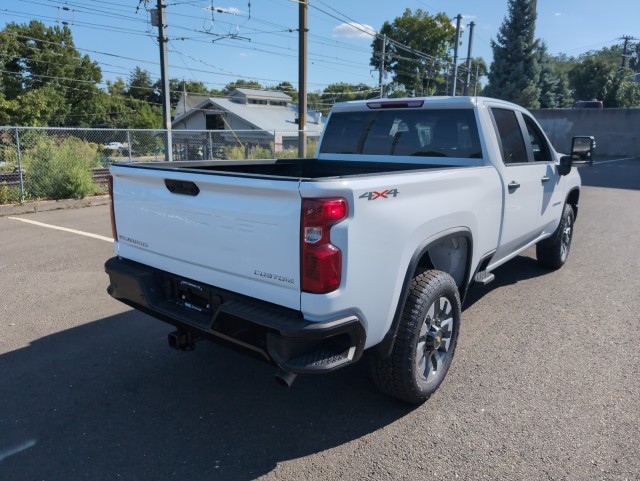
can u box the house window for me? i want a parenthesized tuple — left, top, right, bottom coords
(206, 114, 225, 130)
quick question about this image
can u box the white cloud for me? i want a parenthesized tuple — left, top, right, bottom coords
(554, 12, 562, 16)
(332, 22, 377, 39)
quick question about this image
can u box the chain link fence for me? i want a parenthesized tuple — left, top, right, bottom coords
(0, 127, 320, 205)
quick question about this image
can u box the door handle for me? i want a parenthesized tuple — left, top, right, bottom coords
(507, 181, 520, 190)
(541, 176, 551, 183)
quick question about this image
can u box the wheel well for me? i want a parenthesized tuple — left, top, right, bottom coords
(416, 235, 470, 288)
(567, 189, 579, 219)
(371, 232, 472, 358)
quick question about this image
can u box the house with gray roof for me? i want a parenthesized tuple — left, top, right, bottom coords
(172, 89, 324, 158)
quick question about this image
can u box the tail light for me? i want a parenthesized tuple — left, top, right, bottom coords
(108, 175, 117, 241)
(301, 197, 348, 294)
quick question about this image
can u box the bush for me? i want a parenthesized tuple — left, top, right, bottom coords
(275, 148, 299, 159)
(0, 184, 21, 204)
(24, 136, 98, 200)
(222, 144, 275, 160)
(249, 145, 277, 159)
(0, 144, 18, 171)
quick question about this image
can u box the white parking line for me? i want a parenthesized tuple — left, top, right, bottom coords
(593, 157, 634, 165)
(0, 439, 37, 463)
(8, 217, 113, 243)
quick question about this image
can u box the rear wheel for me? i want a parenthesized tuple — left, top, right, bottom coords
(536, 203, 575, 269)
(371, 269, 461, 404)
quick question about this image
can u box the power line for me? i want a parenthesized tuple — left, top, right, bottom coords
(0, 8, 155, 38)
(2, 31, 374, 93)
(5, 0, 382, 84)
(18, 0, 148, 24)
(1, 3, 388, 95)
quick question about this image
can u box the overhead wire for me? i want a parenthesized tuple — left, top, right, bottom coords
(0, 36, 377, 96)
(2, 0, 399, 98)
(6, 0, 380, 77)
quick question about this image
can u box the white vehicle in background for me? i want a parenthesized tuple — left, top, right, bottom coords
(104, 142, 126, 154)
(105, 96, 593, 403)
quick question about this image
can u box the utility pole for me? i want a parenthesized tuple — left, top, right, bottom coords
(463, 21, 475, 96)
(620, 35, 634, 69)
(298, 0, 308, 158)
(451, 14, 462, 96)
(473, 64, 480, 97)
(473, 63, 479, 96)
(151, 0, 173, 161)
(378, 34, 387, 98)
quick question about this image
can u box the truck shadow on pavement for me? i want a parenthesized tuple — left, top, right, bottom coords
(0, 311, 413, 481)
(1, 255, 556, 480)
(463, 253, 549, 309)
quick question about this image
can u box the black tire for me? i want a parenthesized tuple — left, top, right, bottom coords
(371, 269, 462, 404)
(536, 203, 575, 270)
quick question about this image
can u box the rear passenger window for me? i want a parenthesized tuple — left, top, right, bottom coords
(490, 108, 528, 164)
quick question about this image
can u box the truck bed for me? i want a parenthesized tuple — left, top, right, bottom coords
(112, 158, 452, 180)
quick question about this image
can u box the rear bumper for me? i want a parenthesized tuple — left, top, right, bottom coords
(104, 257, 366, 374)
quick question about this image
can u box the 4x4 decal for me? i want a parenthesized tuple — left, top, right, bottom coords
(359, 189, 399, 201)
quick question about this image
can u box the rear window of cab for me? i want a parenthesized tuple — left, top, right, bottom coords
(320, 109, 482, 159)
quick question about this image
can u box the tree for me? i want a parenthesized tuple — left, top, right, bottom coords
(537, 43, 571, 108)
(127, 67, 158, 104)
(274, 81, 298, 103)
(629, 42, 640, 73)
(320, 83, 376, 113)
(452, 57, 488, 96)
(222, 79, 262, 94)
(568, 57, 616, 102)
(563, 43, 640, 107)
(165, 78, 214, 106)
(0, 21, 105, 126)
(604, 68, 640, 108)
(485, 0, 541, 108)
(370, 9, 456, 96)
(128, 99, 162, 129)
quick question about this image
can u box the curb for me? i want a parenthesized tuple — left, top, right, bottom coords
(0, 195, 110, 217)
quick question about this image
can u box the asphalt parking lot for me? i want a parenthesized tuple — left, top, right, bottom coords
(1, 158, 638, 481)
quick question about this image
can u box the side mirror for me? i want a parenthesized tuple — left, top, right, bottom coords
(571, 136, 595, 166)
(558, 155, 572, 176)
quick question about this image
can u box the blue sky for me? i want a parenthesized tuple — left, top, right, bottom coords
(1, 0, 638, 95)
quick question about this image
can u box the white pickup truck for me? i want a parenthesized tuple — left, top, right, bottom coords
(105, 96, 593, 403)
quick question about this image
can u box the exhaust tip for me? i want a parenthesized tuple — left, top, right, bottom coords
(274, 369, 297, 388)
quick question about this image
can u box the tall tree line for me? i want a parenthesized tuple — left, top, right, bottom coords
(485, 0, 640, 108)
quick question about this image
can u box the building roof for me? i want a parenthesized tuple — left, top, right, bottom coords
(215, 98, 323, 133)
(231, 88, 292, 101)
(173, 96, 324, 134)
(172, 93, 210, 119)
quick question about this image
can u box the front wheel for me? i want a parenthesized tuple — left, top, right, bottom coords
(371, 269, 461, 404)
(536, 203, 575, 269)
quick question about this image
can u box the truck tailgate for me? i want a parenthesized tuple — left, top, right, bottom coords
(110, 165, 302, 310)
